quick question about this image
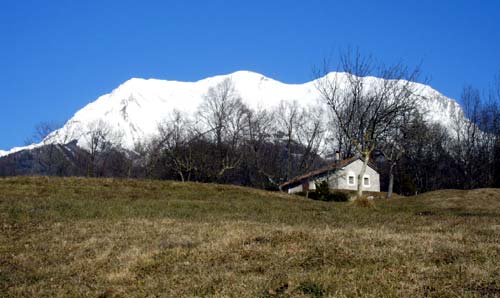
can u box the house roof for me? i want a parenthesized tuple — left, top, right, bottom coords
(279, 156, 377, 190)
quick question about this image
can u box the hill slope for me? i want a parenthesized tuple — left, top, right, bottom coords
(1, 177, 499, 297)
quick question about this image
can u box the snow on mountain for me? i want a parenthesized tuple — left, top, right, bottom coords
(43, 70, 322, 150)
(0, 144, 40, 158)
(1, 70, 464, 155)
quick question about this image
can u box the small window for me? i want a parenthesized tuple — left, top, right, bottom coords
(364, 176, 370, 186)
(348, 175, 355, 185)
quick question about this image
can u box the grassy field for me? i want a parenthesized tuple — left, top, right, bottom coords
(1, 177, 499, 297)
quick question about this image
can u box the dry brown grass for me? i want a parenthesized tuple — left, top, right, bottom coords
(351, 196, 376, 208)
(1, 177, 500, 297)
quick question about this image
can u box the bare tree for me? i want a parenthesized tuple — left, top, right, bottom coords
(275, 100, 304, 180)
(492, 72, 500, 187)
(325, 114, 355, 160)
(295, 106, 326, 174)
(244, 108, 279, 186)
(273, 101, 326, 183)
(83, 120, 122, 177)
(450, 86, 495, 188)
(23, 121, 65, 175)
(198, 78, 250, 180)
(316, 49, 421, 198)
(379, 109, 418, 198)
(397, 117, 454, 193)
(24, 121, 61, 145)
(155, 111, 198, 182)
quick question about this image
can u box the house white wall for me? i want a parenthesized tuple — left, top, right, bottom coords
(328, 159, 380, 192)
(287, 180, 316, 194)
(286, 159, 380, 193)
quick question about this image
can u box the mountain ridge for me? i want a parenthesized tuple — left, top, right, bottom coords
(0, 70, 464, 157)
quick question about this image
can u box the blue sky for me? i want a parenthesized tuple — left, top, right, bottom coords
(1, 0, 499, 150)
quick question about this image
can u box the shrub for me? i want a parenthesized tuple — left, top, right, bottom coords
(353, 196, 375, 208)
(294, 191, 319, 200)
(324, 191, 349, 202)
(400, 175, 417, 196)
(308, 191, 320, 200)
(295, 191, 307, 197)
(298, 281, 325, 298)
(315, 180, 330, 199)
(295, 182, 348, 202)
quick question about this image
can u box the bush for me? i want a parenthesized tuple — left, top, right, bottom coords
(324, 191, 349, 202)
(295, 191, 307, 197)
(293, 182, 349, 202)
(298, 281, 325, 298)
(315, 180, 330, 199)
(400, 174, 417, 196)
(353, 196, 376, 208)
(294, 191, 319, 200)
(314, 181, 349, 202)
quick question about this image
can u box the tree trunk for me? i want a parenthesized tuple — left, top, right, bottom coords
(357, 154, 369, 198)
(87, 155, 95, 178)
(286, 137, 292, 180)
(387, 162, 395, 199)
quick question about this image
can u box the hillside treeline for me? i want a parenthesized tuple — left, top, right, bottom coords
(2, 82, 499, 195)
(1, 60, 499, 195)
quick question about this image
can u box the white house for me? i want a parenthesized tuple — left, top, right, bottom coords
(279, 156, 380, 194)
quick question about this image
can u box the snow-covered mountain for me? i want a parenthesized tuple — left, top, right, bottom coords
(0, 70, 463, 157)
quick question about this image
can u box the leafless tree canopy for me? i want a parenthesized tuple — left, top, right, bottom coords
(274, 101, 325, 180)
(84, 120, 123, 177)
(25, 121, 61, 145)
(316, 49, 421, 197)
(197, 78, 250, 180)
(128, 78, 326, 187)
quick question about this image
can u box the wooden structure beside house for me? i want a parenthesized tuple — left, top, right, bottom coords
(279, 156, 380, 194)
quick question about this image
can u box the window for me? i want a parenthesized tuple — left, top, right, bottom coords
(364, 176, 370, 186)
(348, 175, 355, 185)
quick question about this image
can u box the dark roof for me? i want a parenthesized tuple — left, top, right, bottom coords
(279, 156, 377, 190)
